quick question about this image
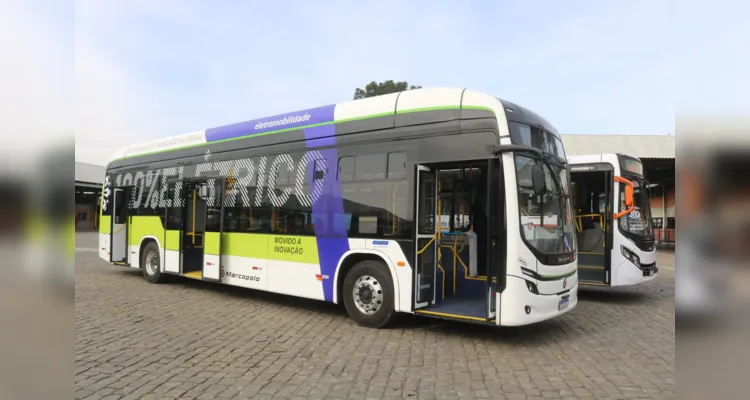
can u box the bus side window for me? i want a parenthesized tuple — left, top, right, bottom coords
(355, 154, 386, 181)
(314, 159, 326, 180)
(387, 152, 406, 179)
(338, 157, 354, 182)
(114, 189, 128, 224)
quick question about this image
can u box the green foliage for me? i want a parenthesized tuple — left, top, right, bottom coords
(353, 80, 422, 100)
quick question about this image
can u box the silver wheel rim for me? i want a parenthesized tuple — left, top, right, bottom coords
(145, 251, 158, 276)
(352, 275, 383, 315)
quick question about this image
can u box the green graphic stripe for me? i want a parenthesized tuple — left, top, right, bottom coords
(131, 226, 320, 264)
(112, 105, 495, 162)
(100, 215, 111, 234)
(128, 216, 165, 247)
(205, 232, 220, 255)
(165, 230, 180, 251)
(227, 233, 319, 264)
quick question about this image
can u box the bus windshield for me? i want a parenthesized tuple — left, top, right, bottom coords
(619, 177, 654, 236)
(515, 155, 576, 255)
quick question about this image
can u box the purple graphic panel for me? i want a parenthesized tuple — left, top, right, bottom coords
(304, 124, 349, 302)
(206, 104, 336, 143)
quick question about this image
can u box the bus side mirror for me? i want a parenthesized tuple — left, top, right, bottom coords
(531, 165, 546, 196)
(614, 176, 635, 219)
(624, 185, 634, 208)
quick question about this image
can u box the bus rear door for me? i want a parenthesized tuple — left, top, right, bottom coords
(110, 186, 130, 265)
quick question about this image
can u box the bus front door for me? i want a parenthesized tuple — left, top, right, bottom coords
(414, 165, 438, 309)
(110, 187, 130, 265)
(572, 168, 612, 285)
(486, 159, 501, 323)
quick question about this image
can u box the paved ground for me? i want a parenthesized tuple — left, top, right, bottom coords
(76, 232, 674, 399)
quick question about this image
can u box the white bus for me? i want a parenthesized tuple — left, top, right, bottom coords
(98, 87, 578, 328)
(568, 153, 658, 287)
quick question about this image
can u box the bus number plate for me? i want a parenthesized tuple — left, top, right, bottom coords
(558, 298, 569, 311)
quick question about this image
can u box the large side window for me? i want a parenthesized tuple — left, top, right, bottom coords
(222, 169, 272, 233)
(274, 161, 291, 186)
(165, 180, 182, 230)
(246, 186, 272, 233)
(337, 152, 411, 239)
(386, 152, 409, 237)
(205, 180, 223, 232)
(387, 152, 407, 179)
(270, 153, 316, 236)
(338, 157, 354, 182)
(355, 154, 387, 180)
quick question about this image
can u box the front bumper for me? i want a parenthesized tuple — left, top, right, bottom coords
(640, 262, 659, 278)
(500, 275, 578, 326)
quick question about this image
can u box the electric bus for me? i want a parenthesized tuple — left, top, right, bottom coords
(98, 87, 578, 328)
(568, 153, 658, 287)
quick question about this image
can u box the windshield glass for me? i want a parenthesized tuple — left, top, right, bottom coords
(508, 121, 566, 161)
(619, 177, 654, 235)
(515, 155, 577, 255)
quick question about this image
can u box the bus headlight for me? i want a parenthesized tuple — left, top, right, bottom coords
(621, 245, 640, 267)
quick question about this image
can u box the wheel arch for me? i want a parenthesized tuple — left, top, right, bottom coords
(334, 250, 401, 312)
(138, 235, 163, 271)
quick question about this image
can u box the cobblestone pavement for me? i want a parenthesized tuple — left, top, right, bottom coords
(76, 232, 674, 399)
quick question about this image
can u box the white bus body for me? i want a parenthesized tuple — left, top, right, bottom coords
(98, 87, 578, 328)
(568, 153, 658, 287)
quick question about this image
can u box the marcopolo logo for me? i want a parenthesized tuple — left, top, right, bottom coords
(220, 266, 260, 282)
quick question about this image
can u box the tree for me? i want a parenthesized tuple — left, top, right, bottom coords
(353, 80, 422, 100)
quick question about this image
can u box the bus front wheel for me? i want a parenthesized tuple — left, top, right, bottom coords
(342, 260, 397, 328)
(141, 241, 165, 284)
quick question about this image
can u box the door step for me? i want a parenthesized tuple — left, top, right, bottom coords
(414, 310, 487, 322)
(415, 309, 486, 322)
(183, 271, 203, 280)
(579, 280, 609, 286)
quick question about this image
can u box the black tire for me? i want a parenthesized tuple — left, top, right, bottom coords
(342, 260, 397, 328)
(141, 241, 165, 283)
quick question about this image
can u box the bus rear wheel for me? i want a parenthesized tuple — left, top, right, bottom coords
(342, 260, 396, 328)
(141, 241, 165, 284)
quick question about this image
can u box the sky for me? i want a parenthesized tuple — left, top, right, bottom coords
(2, 1, 748, 167)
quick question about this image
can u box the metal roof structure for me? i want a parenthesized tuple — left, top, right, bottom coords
(75, 162, 105, 187)
(561, 134, 675, 159)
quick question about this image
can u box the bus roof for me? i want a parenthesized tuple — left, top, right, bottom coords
(567, 153, 643, 165)
(106, 87, 508, 168)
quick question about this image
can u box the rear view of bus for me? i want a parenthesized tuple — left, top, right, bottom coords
(568, 153, 658, 287)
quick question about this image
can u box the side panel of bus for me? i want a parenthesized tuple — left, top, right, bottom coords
(100, 114, 500, 313)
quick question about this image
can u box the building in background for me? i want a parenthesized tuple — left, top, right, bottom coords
(562, 134, 676, 246)
(75, 162, 104, 231)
